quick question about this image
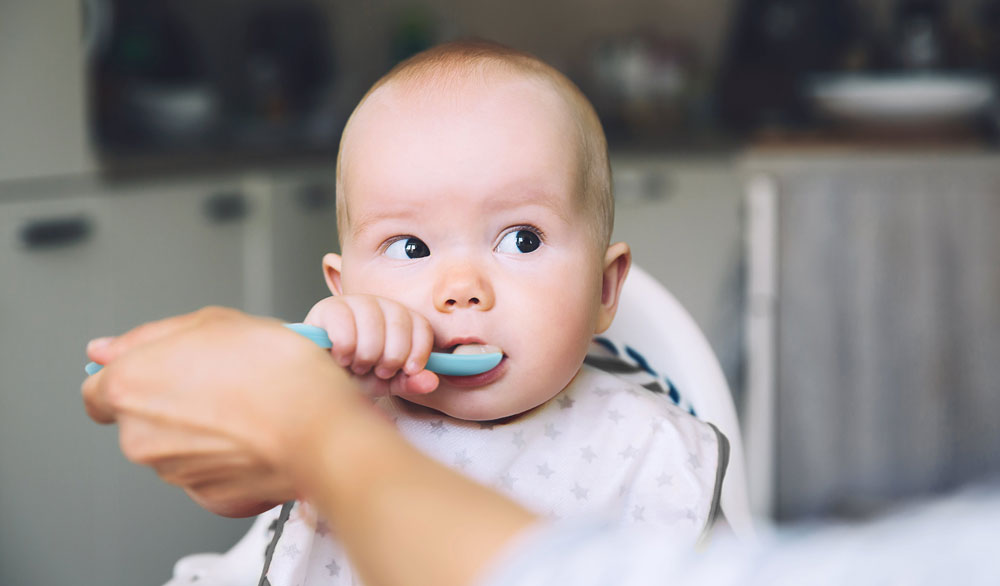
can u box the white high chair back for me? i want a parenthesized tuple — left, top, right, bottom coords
(602, 264, 755, 540)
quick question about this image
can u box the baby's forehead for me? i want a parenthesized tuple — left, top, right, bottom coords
(343, 75, 581, 170)
(336, 56, 609, 245)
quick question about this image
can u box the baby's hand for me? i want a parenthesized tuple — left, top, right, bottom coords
(304, 295, 438, 397)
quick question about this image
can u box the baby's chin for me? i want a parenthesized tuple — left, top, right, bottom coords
(401, 389, 557, 422)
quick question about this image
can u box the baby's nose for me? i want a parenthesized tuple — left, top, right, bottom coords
(433, 263, 495, 312)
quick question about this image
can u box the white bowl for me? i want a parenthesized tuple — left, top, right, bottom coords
(806, 74, 996, 126)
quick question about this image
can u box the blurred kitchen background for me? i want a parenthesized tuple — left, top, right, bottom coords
(2, 0, 998, 584)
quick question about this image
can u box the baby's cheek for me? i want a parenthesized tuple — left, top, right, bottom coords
(532, 333, 588, 388)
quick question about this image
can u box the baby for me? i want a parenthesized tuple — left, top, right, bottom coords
(258, 40, 728, 586)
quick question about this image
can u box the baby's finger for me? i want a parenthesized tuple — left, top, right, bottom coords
(404, 313, 435, 376)
(342, 296, 385, 375)
(305, 298, 358, 368)
(373, 299, 413, 379)
(355, 369, 438, 398)
(389, 369, 439, 396)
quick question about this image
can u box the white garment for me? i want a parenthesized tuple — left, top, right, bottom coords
(265, 363, 727, 586)
(478, 482, 1000, 586)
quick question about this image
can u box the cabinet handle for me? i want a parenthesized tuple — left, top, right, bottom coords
(204, 192, 249, 224)
(19, 216, 93, 250)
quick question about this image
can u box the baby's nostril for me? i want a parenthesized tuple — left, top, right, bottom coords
(446, 299, 456, 306)
(469, 297, 480, 305)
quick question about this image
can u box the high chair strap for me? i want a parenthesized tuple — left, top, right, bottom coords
(258, 501, 294, 586)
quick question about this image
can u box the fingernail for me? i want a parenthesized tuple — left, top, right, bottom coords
(87, 337, 114, 352)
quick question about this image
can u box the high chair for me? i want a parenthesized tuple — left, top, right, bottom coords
(600, 264, 755, 541)
(164, 264, 754, 585)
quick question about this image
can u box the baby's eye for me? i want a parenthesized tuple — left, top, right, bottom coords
(385, 237, 430, 259)
(496, 229, 542, 254)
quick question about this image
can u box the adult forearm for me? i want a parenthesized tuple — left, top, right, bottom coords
(296, 409, 538, 586)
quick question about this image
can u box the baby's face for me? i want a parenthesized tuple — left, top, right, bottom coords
(332, 77, 614, 420)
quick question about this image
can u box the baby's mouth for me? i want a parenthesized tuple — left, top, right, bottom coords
(429, 341, 507, 382)
(449, 343, 503, 356)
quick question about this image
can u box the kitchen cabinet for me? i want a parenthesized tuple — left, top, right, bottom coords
(0, 179, 253, 585)
(0, 192, 120, 585)
(102, 179, 250, 323)
(0, 169, 338, 586)
(741, 152, 1000, 521)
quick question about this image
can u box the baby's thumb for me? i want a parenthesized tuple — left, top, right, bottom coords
(346, 368, 439, 399)
(391, 370, 439, 396)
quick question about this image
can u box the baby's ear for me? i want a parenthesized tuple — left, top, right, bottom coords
(322, 253, 345, 295)
(594, 242, 631, 334)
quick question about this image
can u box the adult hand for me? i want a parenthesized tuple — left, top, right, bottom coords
(82, 306, 538, 586)
(81, 307, 373, 518)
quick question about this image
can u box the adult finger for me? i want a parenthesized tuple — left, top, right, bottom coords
(184, 478, 289, 518)
(83, 307, 255, 424)
(120, 418, 293, 517)
(81, 370, 116, 424)
(86, 307, 235, 366)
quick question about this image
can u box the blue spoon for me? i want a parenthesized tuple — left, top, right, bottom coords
(85, 323, 503, 377)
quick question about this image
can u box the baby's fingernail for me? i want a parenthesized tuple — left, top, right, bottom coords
(405, 360, 421, 375)
(375, 367, 393, 379)
(87, 337, 114, 352)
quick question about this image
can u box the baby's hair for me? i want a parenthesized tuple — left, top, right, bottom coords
(335, 39, 614, 249)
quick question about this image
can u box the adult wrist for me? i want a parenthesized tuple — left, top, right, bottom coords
(284, 374, 398, 508)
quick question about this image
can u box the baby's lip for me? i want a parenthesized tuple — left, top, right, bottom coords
(436, 336, 484, 350)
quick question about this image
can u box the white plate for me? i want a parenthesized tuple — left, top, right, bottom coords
(806, 74, 996, 125)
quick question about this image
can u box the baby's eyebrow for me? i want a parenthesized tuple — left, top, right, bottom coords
(484, 186, 575, 223)
(349, 213, 388, 239)
(347, 185, 574, 239)
(349, 206, 419, 239)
